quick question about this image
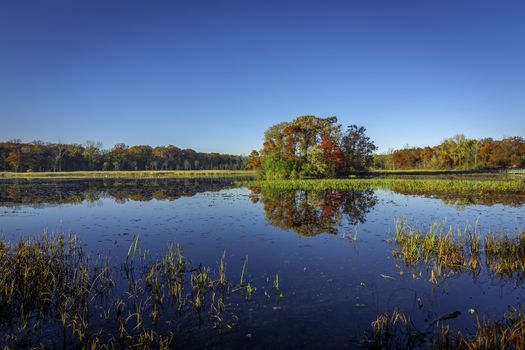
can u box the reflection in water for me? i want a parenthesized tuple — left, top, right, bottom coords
(0, 179, 524, 348)
(0, 178, 240, 207)
(417, 192, 525, 208)
(250, 188, 378, 236)
(381, 185, 525, 208)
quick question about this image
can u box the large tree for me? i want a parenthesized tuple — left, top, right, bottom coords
(256, 116, 376, 178)
(259, 115, 342, 178)
(341, 125, 377, 172)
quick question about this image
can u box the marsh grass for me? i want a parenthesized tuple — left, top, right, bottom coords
(0, 234, 268, 349)
(362, 308, 425, 348)
(392, 220, 525, 284)
(365, 307, 525, 349)
(241, 177, 525, 194)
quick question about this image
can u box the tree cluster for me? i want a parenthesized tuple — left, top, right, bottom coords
(374, 135, 525, 170)
(0, 140, 245, 172)
(246, 115, 377, 179)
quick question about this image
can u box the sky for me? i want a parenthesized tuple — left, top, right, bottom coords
(1, 0, 524, 154)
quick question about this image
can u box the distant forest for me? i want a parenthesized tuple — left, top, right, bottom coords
(374, 135, 525, 170)
(2, 133, 524, 174)
(0, 141, 245, 172)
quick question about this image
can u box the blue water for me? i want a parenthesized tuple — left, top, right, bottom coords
(1, 178, 524, 348)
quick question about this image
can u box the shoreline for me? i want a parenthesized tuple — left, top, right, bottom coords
(0, 170, 255, 179)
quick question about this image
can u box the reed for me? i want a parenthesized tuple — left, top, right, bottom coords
(362, 308, 424, 348)
(392, 220, 525, 283)
(0, 234, 269, 348)
(365, 306, 525, 349)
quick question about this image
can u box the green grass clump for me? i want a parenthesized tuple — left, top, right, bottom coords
(392, 220, 525, 283)
(484, 232, 525, 275)
(240, 177, 525, 194)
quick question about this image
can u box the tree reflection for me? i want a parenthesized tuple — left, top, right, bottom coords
(252, 188, 378, 236)
(389, 189, 525, 209)
(0, 178, 238, 207)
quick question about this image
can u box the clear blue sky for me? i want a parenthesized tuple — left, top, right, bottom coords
(1, 0, 524, 154)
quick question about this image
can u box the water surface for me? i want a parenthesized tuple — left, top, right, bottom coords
(1, 178, 524, 348)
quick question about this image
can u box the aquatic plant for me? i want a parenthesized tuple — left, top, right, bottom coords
(0, 234, 271, 349)
(240, 177, 525, 194)
(365, 306, 525, 349)
(392, 220, 525, 283)
(362, 308, 425, 348)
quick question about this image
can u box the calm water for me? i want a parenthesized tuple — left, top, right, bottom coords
(1, 178, 525, 348)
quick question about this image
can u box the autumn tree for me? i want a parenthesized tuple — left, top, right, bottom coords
(258, 115, 342, 178)
(245, 150, 261, 169)
(6, 149, 21, 172)
(387, 135, 525, 170)
(255, 116, 376, 178)
(319, 133, 346, 177)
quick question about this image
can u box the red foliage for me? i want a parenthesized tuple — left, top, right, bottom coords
(320, 134, 346, 173)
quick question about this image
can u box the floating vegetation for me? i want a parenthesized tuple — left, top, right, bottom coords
(392, 220, 525, 284)
(241, 177, 525, 194)
(0, 234, 272, 349)
(364, 306, 525, 349)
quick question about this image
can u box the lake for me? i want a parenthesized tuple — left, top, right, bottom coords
(1, 177, 524, 348)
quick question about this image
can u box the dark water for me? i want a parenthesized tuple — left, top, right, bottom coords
(1, 178, 525, 348)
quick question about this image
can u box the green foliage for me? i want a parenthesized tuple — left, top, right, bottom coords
(258, 157, 295, 179)
(255, 115, 376, 179)
(342, 124, 377, 171)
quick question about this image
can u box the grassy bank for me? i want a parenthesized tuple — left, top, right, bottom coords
(240, 177, 525, 193)
(0, 169, 255, 179)
(368, 168, 525, 176)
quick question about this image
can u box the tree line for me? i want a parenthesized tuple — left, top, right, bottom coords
(246, 115, 377, 179)
(374, 135, 525, 170)
(0, 140, 245, 172)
